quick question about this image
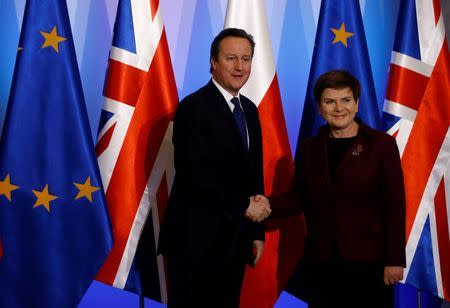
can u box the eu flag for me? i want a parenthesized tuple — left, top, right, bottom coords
(0, 1, 113, 307)
(298, 0, 381, 141)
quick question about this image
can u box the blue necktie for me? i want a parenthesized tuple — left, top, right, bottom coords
(230, 97, 248, 152)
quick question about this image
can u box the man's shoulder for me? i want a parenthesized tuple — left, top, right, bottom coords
(239, 94, 258, 113)
(239, 93, 255, 105)
(298, 135, 320, 153)
(175, 86, 208, 119)
(179, 81, 218, 107)
(181, 83, 208, 101)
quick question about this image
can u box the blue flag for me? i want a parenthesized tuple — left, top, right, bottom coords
(298, 0, 381, 141)
(0, 1, 113, 307)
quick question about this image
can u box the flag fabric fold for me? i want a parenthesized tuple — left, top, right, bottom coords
(299, 0, 381, 143)
(95, 0, 178, 302)
(0, 1, 113, 307)
(224, 1, 301, 307)
(383, 0, 450, 300)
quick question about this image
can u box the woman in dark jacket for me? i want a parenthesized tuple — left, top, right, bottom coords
(278, 70, 406, 308)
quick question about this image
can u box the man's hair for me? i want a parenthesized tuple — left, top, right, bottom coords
(313, 70, 361, 103)
(209, 28, 255, 73)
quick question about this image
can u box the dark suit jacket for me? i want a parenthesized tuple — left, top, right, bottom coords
(292, 121, 406, 266)
(158, 80, 264, 305)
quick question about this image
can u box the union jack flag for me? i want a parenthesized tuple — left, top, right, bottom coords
(383, 0, 450, 300)
(95, 0, 178, 302)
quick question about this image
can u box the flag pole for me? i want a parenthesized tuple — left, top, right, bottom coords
(417, 289, 421, 308)
(139, 295, 145, 308)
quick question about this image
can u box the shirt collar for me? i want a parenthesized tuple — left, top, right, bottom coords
(212, 78, 240, 103)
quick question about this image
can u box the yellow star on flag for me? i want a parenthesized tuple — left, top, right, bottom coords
(40, 26, 66, 53)
(331, 23, 354, 47)
(74, 177, 101, 203)
(33, 184, 58, 212)
(0, 174, 19, 201)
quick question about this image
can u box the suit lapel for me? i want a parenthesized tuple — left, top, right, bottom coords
(206, 81, 247, 154)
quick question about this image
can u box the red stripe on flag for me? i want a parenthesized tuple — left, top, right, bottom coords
(385, 64, 429, 112)
(272, 215, 305, 292)
(104, 59, 147, 107)
(259, 76, 303, 293)
(242, 230, 279, 306)
(403, 41, 450, 240)
(433, 0, 441, 25)
(96, 123, 116, 157)
(150, 0, 159, 20)
(435, 179, 450, 299)
(258, 76, 294, 196)
(96, 31, 178, 284)
(392, 129, 399, 138)
(240, 76, 304, 308)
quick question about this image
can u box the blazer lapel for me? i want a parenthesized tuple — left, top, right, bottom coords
(335, 125, 370, 174)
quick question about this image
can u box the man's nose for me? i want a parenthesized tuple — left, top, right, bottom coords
(234, 59, 243, 70)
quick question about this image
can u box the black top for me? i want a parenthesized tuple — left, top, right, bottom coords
(327, 136, 356, 179)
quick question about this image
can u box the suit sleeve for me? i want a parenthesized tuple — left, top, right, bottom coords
(381, 136, 406, 267)
(173, 101, 226, 205)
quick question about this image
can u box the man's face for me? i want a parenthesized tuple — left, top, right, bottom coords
(211, 36, 252, 96)
(318, 87, 359, 131)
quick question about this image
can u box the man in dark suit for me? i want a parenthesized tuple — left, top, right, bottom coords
(159, 28, 271, 308)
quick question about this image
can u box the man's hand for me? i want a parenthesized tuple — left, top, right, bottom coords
(384, 266, 403, 285)
(253, 240, 264, 265)
(245, 194, 271, 222)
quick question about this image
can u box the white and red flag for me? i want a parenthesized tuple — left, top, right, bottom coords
(224, 1, 303, 307)
(95, 0, 178, 302)
(383, 0, 450, 300)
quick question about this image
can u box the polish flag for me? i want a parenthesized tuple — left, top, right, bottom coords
(224, 1, 303, 307)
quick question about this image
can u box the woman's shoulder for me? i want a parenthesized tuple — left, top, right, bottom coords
(358, 121, 396, 144)
(299, 134, 321, 148)
(296, 136, 322, 160)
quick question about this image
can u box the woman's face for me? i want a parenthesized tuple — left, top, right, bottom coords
(318, 87, 359, 132)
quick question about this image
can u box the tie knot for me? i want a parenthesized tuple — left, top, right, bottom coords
(230, 97, 240, 106)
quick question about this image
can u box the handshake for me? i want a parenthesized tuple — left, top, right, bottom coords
(245, 194, 271, 223)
